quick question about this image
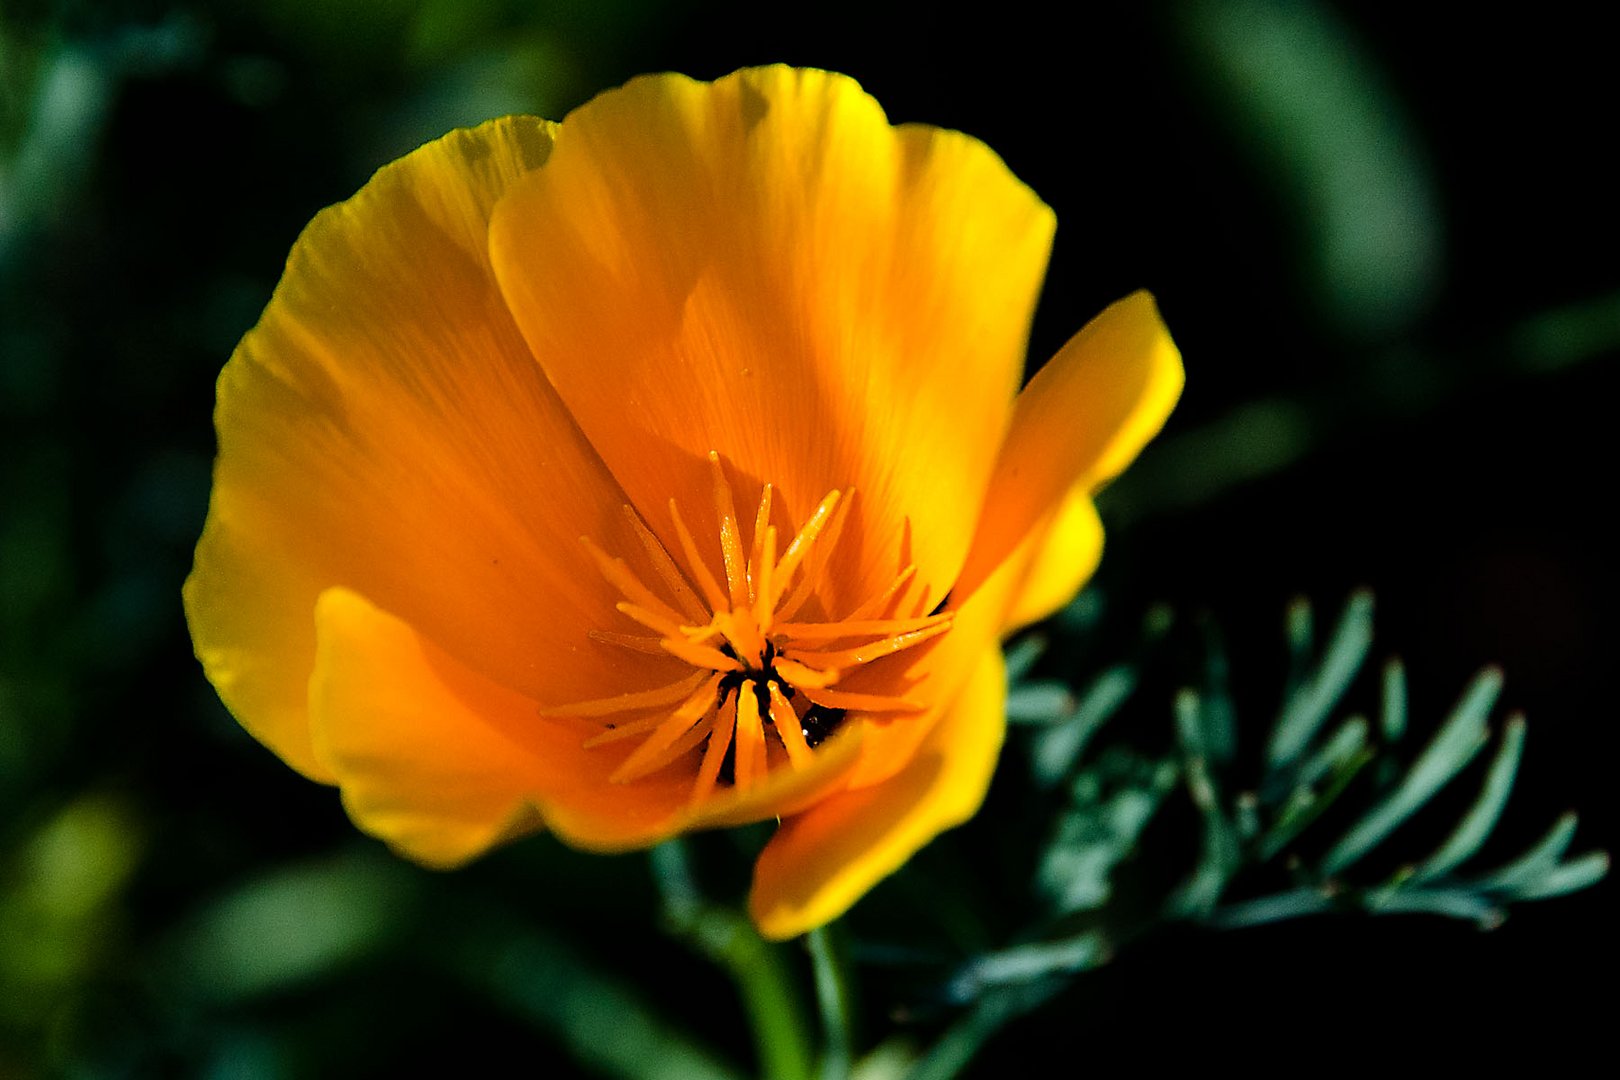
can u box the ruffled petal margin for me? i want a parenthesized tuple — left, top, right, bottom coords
(184, 117, 688, 782)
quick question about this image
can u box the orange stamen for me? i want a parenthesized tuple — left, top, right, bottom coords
(572, 457, 952, 806)
(734, 682, 764, 791)
(708, 452, 749, 609)
(587, 629, 668, 655)
(748, 483, 774, 602)
(659, 635, 744, 672)
(614, 601, 685, 637)
(690, 695, 737, 806)
(771, 490, 843, 609)
(753, 526, 778, 631)
(798, 686, 926, 713)
(668, 497, 728, 613)
(774, 613, 950, 640)
(846, 563, 919, 622)
(581, 536, 688, 629)
(772, 658, 841, 689)
(544, 670, 706, 718)
(768, 682, 814, 769)
(611, 674, 724, 783)
(621, 505, 709, 624)
(776, 488, 852, 621)
(788, 617, 953, 669)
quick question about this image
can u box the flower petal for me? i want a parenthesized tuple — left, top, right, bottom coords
(1000, 489, 1104, 634)
(489, 66, 1055, 612)
(747, 644, 1006, 939)
(955, 291, 1182, 602)
(310, 587, 696, 861)
(184, 117, 685, 780)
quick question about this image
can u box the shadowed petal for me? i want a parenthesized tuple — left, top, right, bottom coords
(184, 117, 686, 780)
(310, 588, 697, 860)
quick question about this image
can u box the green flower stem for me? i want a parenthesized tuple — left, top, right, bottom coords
(652, 842, 814, 1080)
(689, 909, 814, 1080)
(806, 925, 853, 1080)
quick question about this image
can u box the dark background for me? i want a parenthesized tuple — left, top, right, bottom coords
(2, 0, 1613, 1074)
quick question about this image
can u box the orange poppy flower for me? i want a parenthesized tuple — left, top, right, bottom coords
(183, 66, 1182, 939)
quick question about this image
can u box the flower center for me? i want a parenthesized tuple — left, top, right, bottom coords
(547, 451, 952, 807)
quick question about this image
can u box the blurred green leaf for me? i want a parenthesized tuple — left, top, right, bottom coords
(1038, 751, 1177, 916)
(1177, 0, 1442, 338)
(0, 793, 143, 1012)
(1165, 728, 1242, 918)
(1029, 666, 1136, 787)
(1511, 290, 1620, 372)
(1208, 887, 1336, 929)
(943, 932, 1108, 1005)
(164, 851, 416, 1002)
(1379, 659, 1407, 743)
(1005, 681, 1073, 725)
(1001, 635, 1045, 684)
(471, 925, 744, 1080)
(1503, 851, 1610, 902)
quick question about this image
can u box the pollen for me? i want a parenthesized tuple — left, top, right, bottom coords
(547, 451, 953, 807)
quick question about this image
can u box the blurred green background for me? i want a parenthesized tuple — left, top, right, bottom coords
(2, 0, 1614, 1075)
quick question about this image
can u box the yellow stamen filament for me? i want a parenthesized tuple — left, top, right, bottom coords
(846, 563, 918, 622)
(709, 452, 749, 609)
(544, 670, 706, 718)
(587, 629, 668, 655)
(581, 537, 687, 629)
(611, 674, 725, 783)
(788, 619, 954, 669)
(734, 684, 765, 791)
(546, 454, 955, 809)
(614, 601, 685, 637)
(668, 497, 728, 612)
(583, 712, 678, 747)
(691, 696, 737, 806)
(752, 526, 777, 631)
(775, 614, 950, 640)
(621, 505, 709, 624)
(659, 635, 744, 671)
(771, 490, 842, 608)
(769, 682, 815, 768)
(798, 686, 926, 713)
(770, 659, 841, 689)
(748, 483, 774, 600)
(776, 489, 852, 622)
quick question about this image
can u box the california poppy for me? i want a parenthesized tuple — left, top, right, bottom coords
(183, 66, 1182, 939)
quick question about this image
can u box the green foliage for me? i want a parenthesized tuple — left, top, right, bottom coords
(901, 589, 1608, 1078)
(1001, 591, 1605, 943)
(1202, 593, 1605, 927)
